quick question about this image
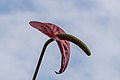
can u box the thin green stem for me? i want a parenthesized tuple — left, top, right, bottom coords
(32, 38, 54, 80)
(57, 34, 91, 56)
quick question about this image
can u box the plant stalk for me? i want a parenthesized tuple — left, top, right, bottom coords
(32, 38, 54, 80)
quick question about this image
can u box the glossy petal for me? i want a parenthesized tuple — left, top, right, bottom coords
(56, 40, 70, 74)
(29, 21, 70, 74)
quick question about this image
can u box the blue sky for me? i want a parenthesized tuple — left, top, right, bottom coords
(0, 0, 120, 80)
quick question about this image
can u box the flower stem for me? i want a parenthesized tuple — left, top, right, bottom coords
(32, 38, 54, 80)
(57, 34, 91, 56)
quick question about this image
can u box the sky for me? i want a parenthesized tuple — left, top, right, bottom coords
(0, 0, 120, 80)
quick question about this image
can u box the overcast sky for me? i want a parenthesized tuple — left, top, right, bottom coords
(0, 0, 120, 80)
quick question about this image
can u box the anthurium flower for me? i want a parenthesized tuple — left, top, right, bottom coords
(30, 21, 70, 74)
(29, 21, 91, 80)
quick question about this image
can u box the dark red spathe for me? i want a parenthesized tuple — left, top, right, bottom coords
(29, 21, 70, 74)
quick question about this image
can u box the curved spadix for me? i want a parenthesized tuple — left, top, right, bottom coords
(57, 34, 91, 56)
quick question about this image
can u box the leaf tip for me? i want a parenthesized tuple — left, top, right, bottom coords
(55, 71, 60, 74)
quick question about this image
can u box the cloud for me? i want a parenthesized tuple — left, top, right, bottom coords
(0, 0, 120, 80)
(0, 0, 35, 13)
